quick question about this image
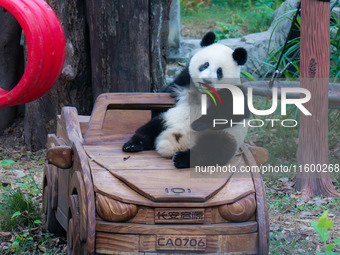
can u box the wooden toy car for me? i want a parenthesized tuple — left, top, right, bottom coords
(43, 93, 269, 254)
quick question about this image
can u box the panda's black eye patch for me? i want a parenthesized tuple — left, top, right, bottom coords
(217, 68, 223, 80)
(199, 62, 209, 72)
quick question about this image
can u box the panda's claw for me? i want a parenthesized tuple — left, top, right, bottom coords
(122, 142, 144, 152)
(173, 151, 190, 169)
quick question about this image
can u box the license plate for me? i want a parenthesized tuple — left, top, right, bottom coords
(156, 235, 206, 251)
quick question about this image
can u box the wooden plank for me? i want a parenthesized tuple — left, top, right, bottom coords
(57, 168, 70, 219)
(102, 109, 151, 135)
(55, 207, 68, 231)
(85, 144, 233, 202)
(154, 208, 205, 224)
(96, 233, 139, 252)
(155, 235, 206, 251)
(140, 235, 220, 253)
(90, 161, 255, 207)
(109, 169, 230, 202)
(97, 234, 257, 254)
(221, 233, 258, 253)
(84, 93, 174, 145)
(59, 107, 96, 253)
(96, 221, 257, 235)
(206, 171, 255, 205)
(242, 145, 269, 255)
(78, 115, 90, 137)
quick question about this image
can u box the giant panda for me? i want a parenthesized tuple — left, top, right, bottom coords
(123, 32, 250, 169)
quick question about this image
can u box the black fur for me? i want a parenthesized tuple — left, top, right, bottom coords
(173, 132, 237, 169)
(123, 115, 165, 152)
(200, 31, 216, 47)
(162, 66, 190, 100)
(232, 47, 247, 65)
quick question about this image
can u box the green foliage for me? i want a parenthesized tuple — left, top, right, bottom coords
(0, 159, 15, 165)
(181, 0, 284, 39)
(180, 0, 208, 16)
(311, 210, 340, 254)
(215, 21, 242, 39)
(330, 8, 340, 81)
(0, 175, 41, 231)
(262, 1, 340, 79)
(214, 0, 284, 40)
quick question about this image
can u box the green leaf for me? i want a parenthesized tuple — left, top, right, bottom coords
(0, 159, 15, 165)
(11, 211, 22, 218)
(16, 182, 27, 188)
(335, 237, 340, 245)
(311, 221, 318, 231)
(325, 243, 335, 251)
(33, 220, 42, 224)
(325, 251, 339, 255)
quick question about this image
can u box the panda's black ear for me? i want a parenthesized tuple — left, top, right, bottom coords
(200, 32, 216, 47)
(232, 47, 247, 65)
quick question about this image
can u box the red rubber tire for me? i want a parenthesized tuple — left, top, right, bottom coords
(0, 0, 65, 108)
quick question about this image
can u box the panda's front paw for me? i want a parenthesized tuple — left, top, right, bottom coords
(122, 142, 144, 152)
(173, 150, 190, 169)
(191, 119, 210, 131)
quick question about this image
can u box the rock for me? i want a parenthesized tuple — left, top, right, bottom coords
(168, 39, 201, 63)
(168, 0, 181, 48)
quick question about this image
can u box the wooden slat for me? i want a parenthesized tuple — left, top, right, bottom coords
(109, 169, 231, 202)
(243, 145, 269, 255)
(90, 160, 255, 207)
(221, 233, 258, 253)
(58, 107, 96, 253)
(96, 233, 139, 252)
(85, 144, 242, 202)
(138, 234, 257, 254)
(206, 171, 255, 204)
(85, 143, 175, 170)
(84, 93, 174, 145)
(96, 221, 257, 235)
(57, 168, 70, 221)
(78, 115, 90, 137)
(102, 109, 151, 135)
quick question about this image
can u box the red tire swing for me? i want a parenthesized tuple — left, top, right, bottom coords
(0, 0, 65, 108)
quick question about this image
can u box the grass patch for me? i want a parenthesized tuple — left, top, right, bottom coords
(0, 156, 66, 254)
(180, 0, 284, 39)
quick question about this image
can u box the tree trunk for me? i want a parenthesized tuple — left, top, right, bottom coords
(24, 0, 93, 150)
(0, 7, 23, 134)
(21, 0, 170, 150)
(296, 0, 339, 200)
(85, 0, 171, 97)
(150, 0, 171, 92)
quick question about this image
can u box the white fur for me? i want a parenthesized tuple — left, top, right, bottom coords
(189, 44, 241, 89)
(155, 43, 247, 159)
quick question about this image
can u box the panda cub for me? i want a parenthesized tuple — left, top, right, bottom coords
(123, 32, 250, 169)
